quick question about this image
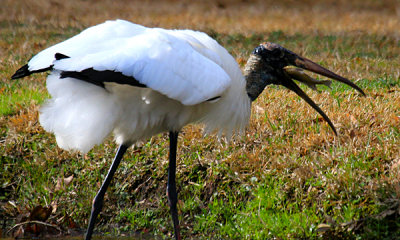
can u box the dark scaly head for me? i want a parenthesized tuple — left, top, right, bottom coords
(244, 42, 365, 135)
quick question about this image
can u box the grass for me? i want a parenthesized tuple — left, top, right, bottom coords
(1, 0, 400, 239)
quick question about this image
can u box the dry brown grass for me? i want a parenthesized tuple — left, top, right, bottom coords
(1, 0, 400, 35)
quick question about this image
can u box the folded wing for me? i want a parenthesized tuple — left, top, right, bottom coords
(18, 20, 231, 106)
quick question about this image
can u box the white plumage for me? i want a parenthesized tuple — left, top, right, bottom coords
(30, 20, 250, 153)
(14, 19, 364, 240)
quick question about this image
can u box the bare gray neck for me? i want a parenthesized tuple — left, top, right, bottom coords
(244, 54, 274, 101)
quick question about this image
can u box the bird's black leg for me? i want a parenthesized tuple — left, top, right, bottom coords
(168, 131, 181, 240)
(85, 144, 129, 240)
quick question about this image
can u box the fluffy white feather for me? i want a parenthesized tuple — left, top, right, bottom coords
(31, 20, 251, 152)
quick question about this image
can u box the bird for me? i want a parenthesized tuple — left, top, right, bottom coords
(11, 19, 365, 240)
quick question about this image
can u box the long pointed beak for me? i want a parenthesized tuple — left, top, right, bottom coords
(251, 42, 365, 134)
(279, 52, 365, 135)
(293, 56, 365, 96)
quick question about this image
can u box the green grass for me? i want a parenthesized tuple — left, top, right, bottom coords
(0, 80, 48, 116)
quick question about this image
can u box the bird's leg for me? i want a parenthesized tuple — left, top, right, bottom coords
(85, 144, 129, 240)
(167, 131, 181, 240)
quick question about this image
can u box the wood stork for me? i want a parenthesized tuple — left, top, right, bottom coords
(12, 19, 365, 240)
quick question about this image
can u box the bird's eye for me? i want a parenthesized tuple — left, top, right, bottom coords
(253, 45, 264, 55)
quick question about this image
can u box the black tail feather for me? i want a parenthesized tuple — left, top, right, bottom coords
(11, 52, 69, 80)
(11, 64, 52, 79)
(11, 64, 30, 79)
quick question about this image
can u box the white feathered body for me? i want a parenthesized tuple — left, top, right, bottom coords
(29, 20, 251, 153)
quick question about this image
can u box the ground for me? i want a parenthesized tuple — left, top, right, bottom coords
(1, 0, 400, 239)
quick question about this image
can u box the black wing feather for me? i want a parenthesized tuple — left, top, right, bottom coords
(55, 53, 69, 60)
(60, 68, 147, 89)
(12, 52, 146, 89)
